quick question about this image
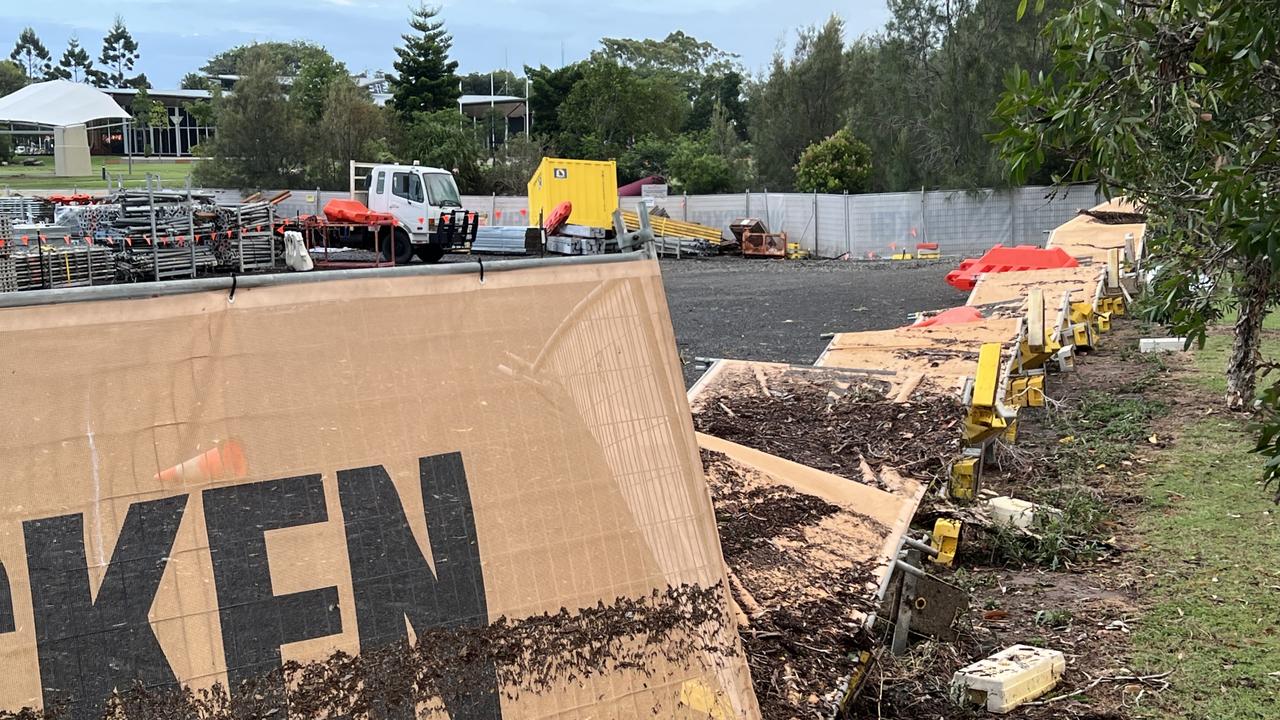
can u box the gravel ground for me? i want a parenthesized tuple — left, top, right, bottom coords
(659, 257, 969, 386)
(428, 251, 966, 386)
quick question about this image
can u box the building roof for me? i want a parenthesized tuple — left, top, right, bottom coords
(0, 80, 131, 128)
(103, 88, 213, 100)
(458, 94, 526, 118)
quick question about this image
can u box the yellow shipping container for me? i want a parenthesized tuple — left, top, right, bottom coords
(527, 157, 619, 230)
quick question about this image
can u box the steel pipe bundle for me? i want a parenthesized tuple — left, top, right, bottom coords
(2, 244, 116, 290)
(218, 201, 277, 271)
(0, 196, 52, 224)
(119, 244, 217, 281)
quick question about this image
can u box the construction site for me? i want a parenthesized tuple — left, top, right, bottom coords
(0, 137, 1238, 720)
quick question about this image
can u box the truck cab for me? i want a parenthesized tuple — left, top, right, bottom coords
(350, 161, 476, 264)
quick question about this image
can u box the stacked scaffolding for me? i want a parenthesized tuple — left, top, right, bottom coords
(2, 243, 116, 290)
(0, 196, 53, 224)
(220, 201, 277, 271)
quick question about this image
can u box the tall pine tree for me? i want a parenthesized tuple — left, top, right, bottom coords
(52, 35, 97, 83)
(389, 3, 460, 116)
(10, 28, 52, 80)
(98, 15, 141, 88)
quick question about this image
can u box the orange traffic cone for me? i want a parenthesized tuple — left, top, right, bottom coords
(154, 440, 248, 485)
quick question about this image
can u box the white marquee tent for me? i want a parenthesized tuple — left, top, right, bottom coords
(0, 80, 130, 128)
(0, 80, 132, 176)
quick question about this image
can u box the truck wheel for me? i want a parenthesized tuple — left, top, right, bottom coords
(414, 244, 446, 264)
(383, 229, 414, 265)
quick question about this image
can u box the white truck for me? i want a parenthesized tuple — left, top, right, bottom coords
(346, 161, 477, 264)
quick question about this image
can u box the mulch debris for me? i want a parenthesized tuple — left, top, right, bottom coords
(695, 384, 965, 486)
(10, 583, 737, 720)
(703, 449, 882, 719)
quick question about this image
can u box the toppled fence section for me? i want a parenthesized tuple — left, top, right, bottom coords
(0, 254, 758, 719)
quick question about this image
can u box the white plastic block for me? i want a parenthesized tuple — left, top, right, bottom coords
(987, 496, 1058, 530)
(1139, 337, 1187, 353)
(951, 644, 1066, 713)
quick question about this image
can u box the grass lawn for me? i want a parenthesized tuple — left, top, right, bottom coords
(0, 156, 198, 192)
(1130, 325, 1280, 718)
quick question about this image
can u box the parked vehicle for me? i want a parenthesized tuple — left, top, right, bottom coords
(345, 161, 477, 264)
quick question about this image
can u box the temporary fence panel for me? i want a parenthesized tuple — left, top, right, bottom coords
(214, 184, 1104, 258)
(0, 256, 759, 720)
(844, 191, 925, 259)
(681, 193, 745, 232)
(1011, 184, 1105, 247)
(922, 188, 1014, 257)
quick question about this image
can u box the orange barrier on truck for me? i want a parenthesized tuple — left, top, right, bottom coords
(945, 245, 1079, 291)
(323, 198, 396, 225)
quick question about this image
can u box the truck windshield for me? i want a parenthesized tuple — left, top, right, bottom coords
(423, 173, 461, 207)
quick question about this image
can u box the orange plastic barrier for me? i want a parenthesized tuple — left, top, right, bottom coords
(909, 306, 985, 328)
(47, 194, 96, 205)
(945, 245, 1078, 291)
(323, 198, 395, 225)
(544, 200, 573, 234)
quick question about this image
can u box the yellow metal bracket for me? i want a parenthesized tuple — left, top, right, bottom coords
(930, 519, 961, 566)
(949, 455, 981, 500)
(1007, 374, 1045, 409)
(1070, 301, 1096, 349)
(1003, 417, 1019, 443)
(962, 343, 1009, 444)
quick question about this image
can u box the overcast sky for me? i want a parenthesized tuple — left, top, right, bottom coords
(1, 1, 891, 87)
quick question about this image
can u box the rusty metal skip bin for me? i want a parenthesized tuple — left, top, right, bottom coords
(731, 218, 788, 258)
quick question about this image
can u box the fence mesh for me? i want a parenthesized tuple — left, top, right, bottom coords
(227, 184, 1103, 259)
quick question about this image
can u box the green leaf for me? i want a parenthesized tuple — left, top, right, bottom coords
(1017, 0, 1029, 21)
(1188, 62, 1207, 75)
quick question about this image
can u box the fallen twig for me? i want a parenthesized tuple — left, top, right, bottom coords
(1024, 670, 1173, 706)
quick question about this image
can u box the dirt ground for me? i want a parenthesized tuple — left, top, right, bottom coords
(851, 323, 1182, 720)
(658, 257, 968, 386)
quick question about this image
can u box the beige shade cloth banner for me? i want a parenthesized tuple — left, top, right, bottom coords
(0, 258, 758, 720)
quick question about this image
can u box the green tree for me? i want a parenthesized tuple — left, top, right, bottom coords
(524, 63, 584, 139)
(179, 72, 210, 90)
(618, 135, 677, 184)
(483, 133, 548, 194)
(10, 28, 52, 80)
(390, 3, 461, 116)
(814, 0, 1066, 191)
(596, 32, 744, 138)
(395, 110, 485, 191)
(667, 135, 746, 194)
(51, 35, 96, 83)
(0, 59, 22, 160)
(558, 58, 686, 159)
(131, 87, 170, 155)
(794, 128, 872, 193)
(598, 31, 736, 86)
(184, 99, 216, 128)
(98, 16, 142, 87)
(0, 59, 29, 97)
(311, 79, 385, 188)
(618, 105, 753, 193)
(992, 1, 1280, 479)
(688, 70, 747, 137)
(748, 17, 849, 189)
(460, 69, 521, 96)
(195, 50, 303, 189)
(292, 51, 348, 124)
(201, 41, 330, 76)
